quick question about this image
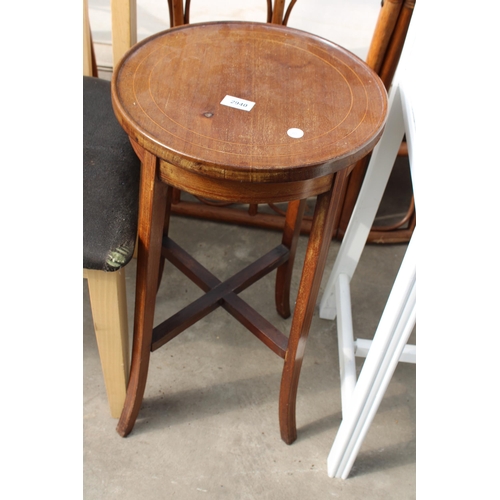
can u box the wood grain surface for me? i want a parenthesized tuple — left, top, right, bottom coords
(112, 22, 387, 184)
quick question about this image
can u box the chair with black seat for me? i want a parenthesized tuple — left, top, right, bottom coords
(83, 75, 141, 417)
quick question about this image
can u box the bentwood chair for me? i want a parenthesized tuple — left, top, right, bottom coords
(83, 0, 140, 418)
(319, 5, 418, 478)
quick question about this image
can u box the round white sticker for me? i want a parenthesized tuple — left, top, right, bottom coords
(287, 128, 304, 139)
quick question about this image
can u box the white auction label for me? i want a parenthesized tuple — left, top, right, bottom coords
(220, 95, 255, 112)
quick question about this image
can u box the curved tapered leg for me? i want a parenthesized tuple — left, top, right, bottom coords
(275, 199, 307, 318)
(117, 151, 168, 437)
(279, 171, 348, 444)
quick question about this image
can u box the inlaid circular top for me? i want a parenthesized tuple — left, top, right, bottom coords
(112, 22, 387, 183)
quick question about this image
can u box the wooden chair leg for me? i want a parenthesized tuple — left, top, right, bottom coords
(117, 151, 168, 437)
(85, 267, 130, 418)
(279, 171, 348, 444)
(275, 199, 307, 318)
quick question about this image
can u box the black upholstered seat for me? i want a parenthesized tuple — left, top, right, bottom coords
(83, 76, 140, 272)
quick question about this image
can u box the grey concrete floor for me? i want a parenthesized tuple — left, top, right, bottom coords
(84, 204, 416, 499)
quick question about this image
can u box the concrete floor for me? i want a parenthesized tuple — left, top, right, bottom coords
(84, 205, 415, 499)
(84, 1, 415, 497)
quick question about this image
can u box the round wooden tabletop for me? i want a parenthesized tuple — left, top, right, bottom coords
(112, 22, 387, 184)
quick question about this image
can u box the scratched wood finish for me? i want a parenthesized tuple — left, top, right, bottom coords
(112, 22, 387, 443)
(112, 22, 387, 186)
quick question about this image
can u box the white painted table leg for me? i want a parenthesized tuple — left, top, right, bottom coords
(327, 231, 416, 479)
(335, 273, 356, 415)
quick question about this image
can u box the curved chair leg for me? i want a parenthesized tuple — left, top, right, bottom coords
(275, 199, 307, 318)
(279, 172, 348, 444)
(117, 151, 168, 437)
(85, 267, 130, 418)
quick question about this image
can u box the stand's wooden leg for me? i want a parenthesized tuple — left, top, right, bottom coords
(279, 172, 348, 444)
(85, 267, 129, 418)
(117, 151, 168, 437)
(275, 199, 306, 318)
(157, 186, 175, 292)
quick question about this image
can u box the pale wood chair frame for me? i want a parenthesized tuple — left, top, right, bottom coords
(83, 0, 131, 418)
